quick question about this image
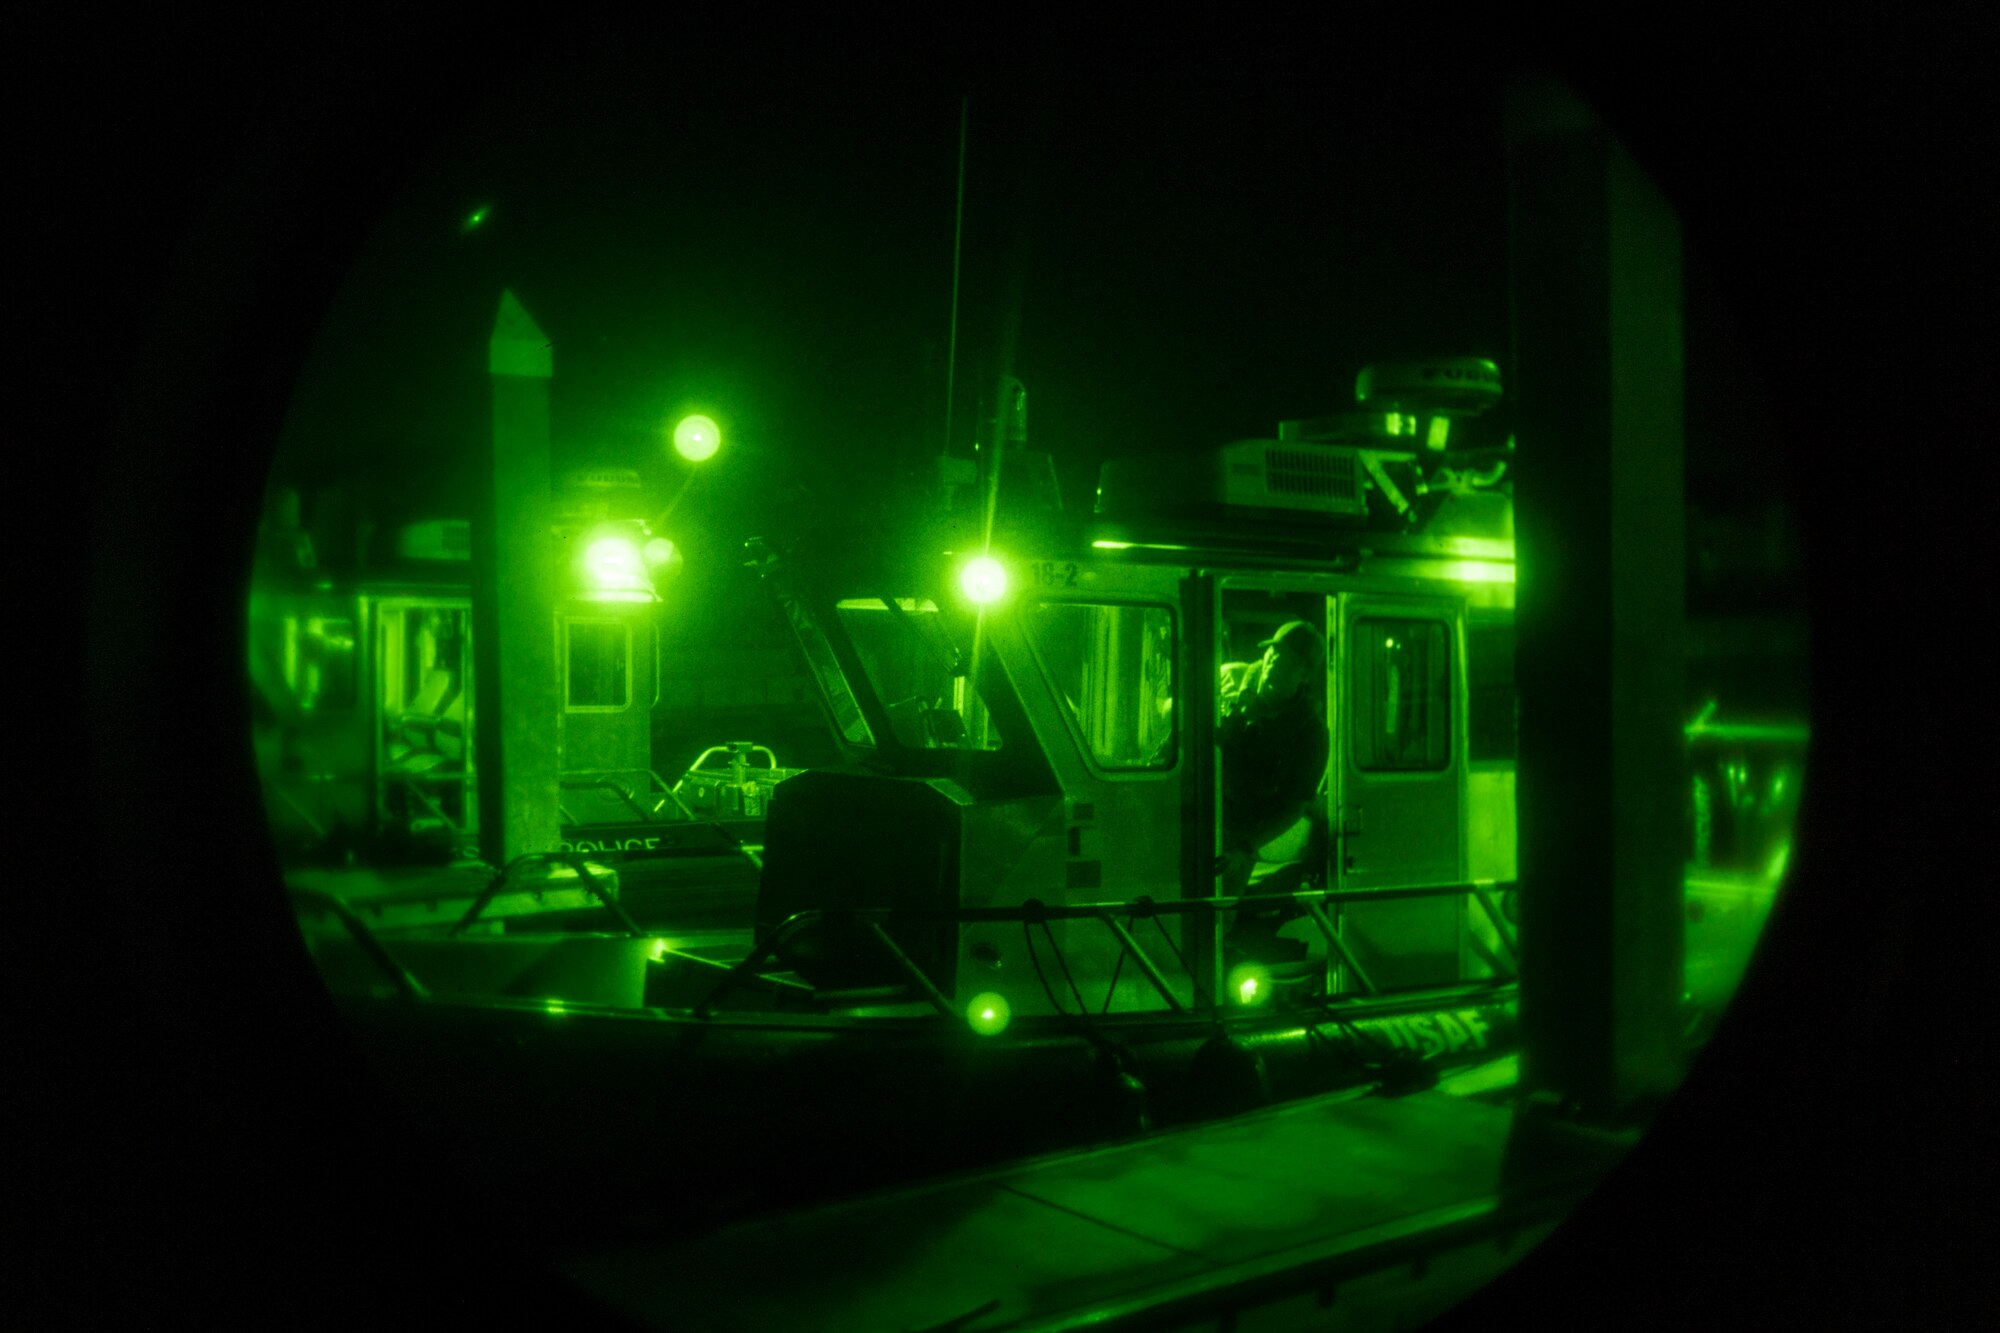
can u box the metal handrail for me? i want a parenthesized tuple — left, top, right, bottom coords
(645, 768, 705, 821)
(291, 887, 428, 1000)
(389, 773, 470, 833)
(646, 768, 765, 871)
(552, 769, 766, 872)
(558, 776, 655, 824)
(446, 853, 648, 938)
(261, 776, 328, 839)
(1467, 881, 1519, 966)
(758, 879, 1516, 924)
(693, 880, 1518, 1022)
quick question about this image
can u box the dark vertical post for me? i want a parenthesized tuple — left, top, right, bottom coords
(1507, 81, 1686, 1123)
(473, 290, 560, 867)
(1181, 572, 1222, 1007)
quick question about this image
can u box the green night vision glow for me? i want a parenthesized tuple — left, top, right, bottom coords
(644, 537, 677, 567)
(960, 556, 1008, 605)
(673, 415, 720, 462)
(461, 205, 491, 234)
(584, 535, 645, 587)
(1227, 964, 1271, 1007)
(968, 992, 1011, 1036)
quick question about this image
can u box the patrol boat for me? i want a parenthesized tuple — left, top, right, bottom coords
(293, 358, 1550, 1232)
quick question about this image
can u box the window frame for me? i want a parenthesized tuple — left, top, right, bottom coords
(1022, 596, 1181, 777)
(563, 617, 634, 714)
(1351, 615, 1453, 773)
(832, 597, 1005, 753)
(1464, 613, 1517, 769)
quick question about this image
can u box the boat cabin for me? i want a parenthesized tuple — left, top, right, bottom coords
(752, 358, 1520, 1018)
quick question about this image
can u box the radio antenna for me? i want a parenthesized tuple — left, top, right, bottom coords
(942, 95, 970, 463)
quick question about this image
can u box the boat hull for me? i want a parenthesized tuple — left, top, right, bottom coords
(330, 986, 1518, 1239)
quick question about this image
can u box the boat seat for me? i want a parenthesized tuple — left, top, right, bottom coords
(1249, 807, 1327, 890)
(1255, 815, 1313, 866)
(388, 670, 464, 770)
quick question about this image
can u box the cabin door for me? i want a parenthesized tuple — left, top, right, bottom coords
(1330, 593, 1468, 989)
(1330, 593, 1466, 888)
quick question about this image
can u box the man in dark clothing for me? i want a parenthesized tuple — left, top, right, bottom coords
(1218, 620, 1330, 889)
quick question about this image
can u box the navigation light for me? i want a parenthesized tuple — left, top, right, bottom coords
(960, 555, 1007, 605)
(968, 992, 1011, 1036)
(1227, 963, 1272, 1007)
(673, 415, 720, 462)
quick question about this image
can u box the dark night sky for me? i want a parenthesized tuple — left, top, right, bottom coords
(274, 69, 1515, 584)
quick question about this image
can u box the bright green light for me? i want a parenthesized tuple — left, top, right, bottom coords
(673, 415, 720, 462)
(644, 537, 677, 567)
(1427, 416, 1451, 450)
(1685, 718, 1812, 744)
(968, 992, 1011, 1036)
(584, 535, 645, 588)
(461, 205, 491, 234)
(1437, 560, 1515, 585)
(1226, 964, 1270, 1007)
(1092, 540, 1134, 550)
(960, 555, 1007, 605)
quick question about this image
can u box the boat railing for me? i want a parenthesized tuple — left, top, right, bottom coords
(558, 769, 765, 871)
(695, 879, 1520, 1021)
(294, 863, 1517, 1023)
(445, 853, 650, 938)
(558, 768, 708, 824)
(376, 769, 475, 839)
(290, 886, 430, 1001)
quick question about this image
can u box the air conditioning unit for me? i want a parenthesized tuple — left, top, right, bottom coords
(1216, 440, 1369, 517)
(1096, 440, 1378, 523)
(397, 519, 471, 561)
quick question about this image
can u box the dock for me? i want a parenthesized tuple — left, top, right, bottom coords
(558, 1072, 1623, 1332)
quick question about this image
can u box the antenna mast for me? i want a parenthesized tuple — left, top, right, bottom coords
(942, 95, 970, 462)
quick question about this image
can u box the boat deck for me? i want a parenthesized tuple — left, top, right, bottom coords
(286, 851, 760, 936)
(559, 1073, 1623, 1332)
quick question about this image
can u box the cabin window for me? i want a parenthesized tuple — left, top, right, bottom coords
(1027, 601, 1177, 771)
(379, 604, 471, 779)
(1466, 619, 1517, 762)
(836, 599, 1001, 750)
(566, 620, 630, 711)
(1354, 618, 1450, 771)
(389, 607, 469, 710)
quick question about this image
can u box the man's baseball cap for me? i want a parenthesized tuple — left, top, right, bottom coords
(1258, 620, 1325, 670)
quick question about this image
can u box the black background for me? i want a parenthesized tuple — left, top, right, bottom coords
(33, 17, 1982, 1329)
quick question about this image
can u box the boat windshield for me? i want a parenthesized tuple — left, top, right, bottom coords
(834, 598, 1002, 751)
(778, 589, 877, 748)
